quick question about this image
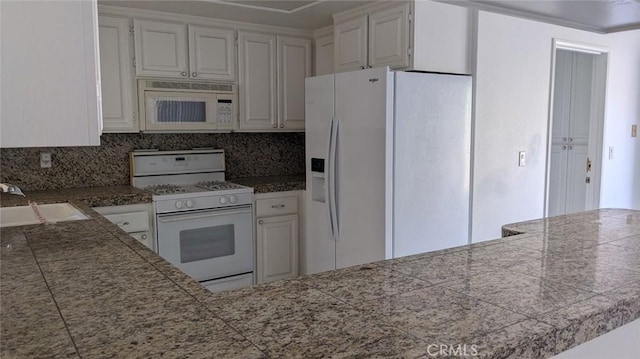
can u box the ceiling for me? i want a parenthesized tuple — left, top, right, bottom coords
(99, 0, 640, 33)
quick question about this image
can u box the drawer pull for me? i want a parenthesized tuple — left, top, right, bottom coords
(259, 220, 264, 225)
(117, 221, 130, 226)
(271, 204, 285, 209)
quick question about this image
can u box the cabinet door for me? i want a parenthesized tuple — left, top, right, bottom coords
(99, 16, 137, 132)
(256, 214, 299, 284)
(315, 34, 334, 76)
(565, 145, 588, 214)
(277, 36, 311, 131)
(548, 144, 569, 216)
(238, 31, 277, 130)
(368, 3, 410, 69)
(134, 19, 188, 78)
(188, 25, 235, 81)
(1, 0, 101, 147)
(334, 15, 368, 72)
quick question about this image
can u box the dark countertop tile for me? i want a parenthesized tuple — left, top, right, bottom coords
(229, 175, 305, 193)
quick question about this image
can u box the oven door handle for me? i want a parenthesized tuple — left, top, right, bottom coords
(158, 208, 251, 223)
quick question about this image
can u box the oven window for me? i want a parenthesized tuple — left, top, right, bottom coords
(156, 100, 206, 123)
(179, 224, 235, 263)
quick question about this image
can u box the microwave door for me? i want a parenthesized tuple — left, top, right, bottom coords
(144, 91, 217, 131)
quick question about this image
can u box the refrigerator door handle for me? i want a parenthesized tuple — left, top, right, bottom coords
(329, 116, 340, 241)
(326, 116, 336, 241)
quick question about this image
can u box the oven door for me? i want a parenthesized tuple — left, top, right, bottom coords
(156, 205, 253, 282)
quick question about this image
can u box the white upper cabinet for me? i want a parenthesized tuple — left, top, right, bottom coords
(238, 31, 310, 131)
(1, 0, 102, 147)
(368, 3, 410, 69)
(334, 15, 368, 72)
(99, 16, 137, 132)
(278, 36, 311, 130)
(134, 19, 189, 78)
(134, 19, 235, 81)
(314, 34, 334, 76)
(238, 31, 278, 129)
(188, 25, 235, 81)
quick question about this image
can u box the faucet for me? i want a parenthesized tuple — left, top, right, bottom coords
(0, 183, 25, 197)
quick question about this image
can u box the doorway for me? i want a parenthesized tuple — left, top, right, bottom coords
(546, 40, 608, 217)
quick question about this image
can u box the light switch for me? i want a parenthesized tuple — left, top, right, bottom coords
(40, 152, 52, 168)
(518, 151, 526, 167)
(632, 124, 637, 138)
(609, 147, 614, 160)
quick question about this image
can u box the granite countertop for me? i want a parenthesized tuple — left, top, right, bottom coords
(2, 208, 639, 358)
(0, 186, 152, 208)
(229, 175, 305, 194)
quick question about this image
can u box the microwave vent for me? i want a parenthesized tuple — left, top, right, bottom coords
(143, 80, 233, 92)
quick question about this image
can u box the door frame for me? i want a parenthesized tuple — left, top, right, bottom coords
(544, 39, 609, 217)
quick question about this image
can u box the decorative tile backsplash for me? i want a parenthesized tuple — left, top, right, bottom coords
(0, 133, 305, 191)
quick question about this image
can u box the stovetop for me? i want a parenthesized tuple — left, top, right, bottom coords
(143, 181, 250, 196)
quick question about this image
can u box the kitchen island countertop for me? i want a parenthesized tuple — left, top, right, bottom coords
(1, 207, 639, 358)
(229, 175, 305, 194)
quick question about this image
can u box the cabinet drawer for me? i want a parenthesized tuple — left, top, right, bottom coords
(130, 231, 153, 250)
(103, 211, 149, 233)
(256, 196, 298, 217)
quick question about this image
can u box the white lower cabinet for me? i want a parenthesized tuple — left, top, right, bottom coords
(255, 192, 300, 284)
(93, 204, 155, 251)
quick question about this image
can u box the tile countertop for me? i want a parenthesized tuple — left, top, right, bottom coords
(2, 208, 640, 358)
(229, 175, 305, 194)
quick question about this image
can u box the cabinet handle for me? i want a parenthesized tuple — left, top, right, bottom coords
(192, 72, 197, 77)
(272, 124, 277, 128)
(118, 221, 130, 226)
(562, 137, 567, 142)
(181, 72, 187, 76)
(568, 138, 573, 142)
(271, 204, 285, 209)
(367, 65, 372, 69)
(258, 220, 264, 225)
(141, 234, 147, 240)
(360, 66, 365, 69)
(562, 146, 567, 150)
(568, 146, 573, 150)
(279, 124, 284, 128)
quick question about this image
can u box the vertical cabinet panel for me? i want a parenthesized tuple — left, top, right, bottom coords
(314, 35, 334, 76)
(278, 36, 311, 130)
(334, 15, 368, 72)
(368, 2, 410, 68)
(1, 0, 101, 147)
(548, 145, 569, 216)
(99, 16, 137, 132)
(570, 53, 594, 144)
(565, 145, 588, 215)
(134, 19, 188, 78)
(256, 214, 299, 284)
(238, 31, 277, 129)
(188, 25, 235, 81)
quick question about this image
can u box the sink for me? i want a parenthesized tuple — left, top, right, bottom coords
(0, 203, 89, 228)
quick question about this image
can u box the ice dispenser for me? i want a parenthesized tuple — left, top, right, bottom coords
(311, 158, 326, 203)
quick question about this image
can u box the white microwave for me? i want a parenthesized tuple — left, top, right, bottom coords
(138, 79, 237, 132)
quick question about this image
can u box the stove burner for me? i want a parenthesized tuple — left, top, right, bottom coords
(145, 184, 188, 195)
(196, 181, 245, 191)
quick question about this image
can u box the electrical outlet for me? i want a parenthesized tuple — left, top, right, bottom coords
(40, 152, 52, 168)
(518, 151, 526, 167)
(632, 124, 637, 138)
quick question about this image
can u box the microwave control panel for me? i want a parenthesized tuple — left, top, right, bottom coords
(216, 99, 233, 125)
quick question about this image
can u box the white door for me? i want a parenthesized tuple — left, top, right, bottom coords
(368, 2, 411, 69)
(134, 19, 188, 79)
(277, 36, 311, 130)
(334, 67, 392, 269)
(188, 25, 235, 81)
(304, 74, 335, 275)
(238, 31, 277, 130)
(549, 50, 598, 216)
(314, 35, 334, 76)
(256, 214, 298, 284)
(99, 16, 137, 132)
(334, 15, 368, 72)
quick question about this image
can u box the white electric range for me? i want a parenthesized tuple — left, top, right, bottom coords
(130, 149, 255, 293)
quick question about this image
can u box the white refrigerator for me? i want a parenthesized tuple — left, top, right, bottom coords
(304, 67, 472, 275)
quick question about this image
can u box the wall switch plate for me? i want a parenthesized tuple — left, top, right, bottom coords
(518, 151, 526, 167)
(40, 152, 52, 168)
(608, 147, 614, 160)
(632, 124, 637, 138)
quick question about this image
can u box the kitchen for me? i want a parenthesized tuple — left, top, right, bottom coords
(1, 0, 640, 357)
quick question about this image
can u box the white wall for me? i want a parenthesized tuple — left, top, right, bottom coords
(471, 11, 640, 242)
(599, 30, 640, 209)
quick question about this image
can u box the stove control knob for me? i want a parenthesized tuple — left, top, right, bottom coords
(229, 195, 237, 204)
(175, 201, 184, 209)
(185, 199, 194, 208)
(219, 196, 228, 204)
